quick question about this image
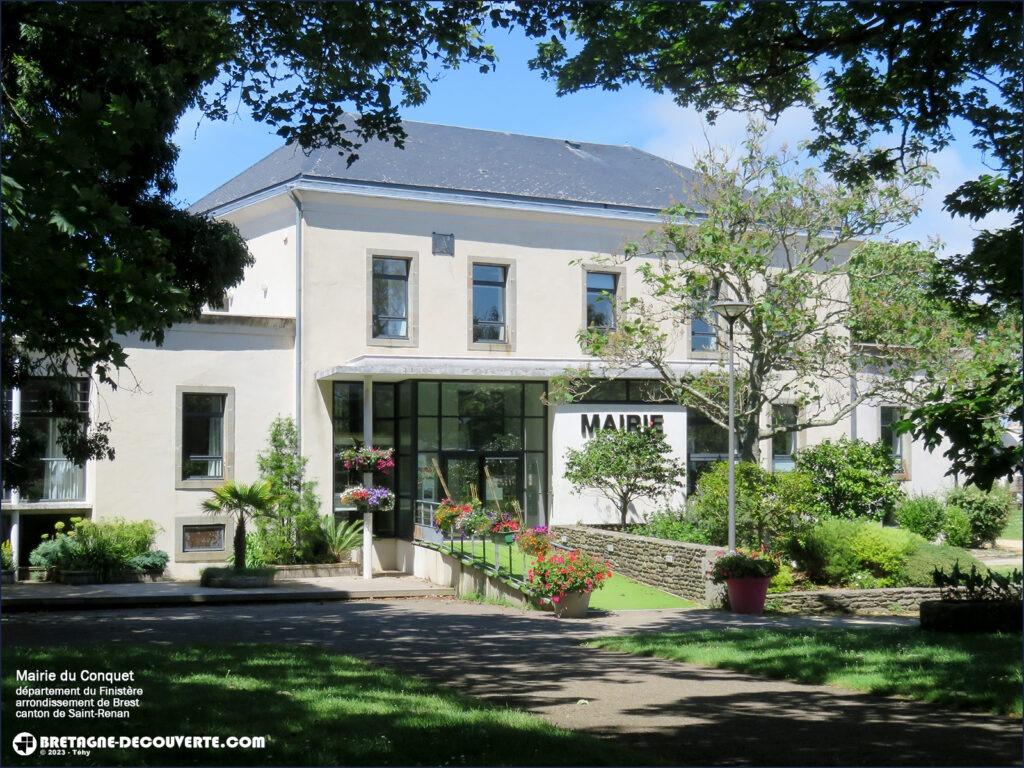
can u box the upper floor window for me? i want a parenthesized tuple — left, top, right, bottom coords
(690, 285, 720, 352)
(586, 272, 618, 329)
(371, 257, 410, 339)
(771, 404, 798, 472)
(472, 264, 507, 343)
(880, 406, 903, 459)
(181, 393, 226, 480)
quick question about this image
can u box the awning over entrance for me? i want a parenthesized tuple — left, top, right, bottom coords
(315, 355, 712, 381)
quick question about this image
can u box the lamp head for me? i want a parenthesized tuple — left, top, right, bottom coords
(711, 300, 751, 323)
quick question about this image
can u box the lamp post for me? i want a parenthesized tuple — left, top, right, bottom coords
(712, 300, 751, 553)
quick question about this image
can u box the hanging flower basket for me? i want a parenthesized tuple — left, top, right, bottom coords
(339, 485, 395, 512)
(490, 516, 520, 544)
(338, 446, 395, 474)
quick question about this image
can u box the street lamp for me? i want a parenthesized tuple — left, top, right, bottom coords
(712, 300, 751, 552)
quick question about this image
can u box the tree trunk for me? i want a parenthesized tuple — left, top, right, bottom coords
(234, 516, 246, 571)
(619, 497, 630, 526)
(738, 415, 761, 463)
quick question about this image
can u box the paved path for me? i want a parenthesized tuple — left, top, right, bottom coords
(0, 575, 453, 611)
(3, 600, 1019, 766)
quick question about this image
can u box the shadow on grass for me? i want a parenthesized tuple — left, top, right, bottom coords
(589, 627, 1023, 715)
(3, 644, 639, 767)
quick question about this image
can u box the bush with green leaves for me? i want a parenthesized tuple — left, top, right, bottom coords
(687, 462, 823, 550)
(1, 540, 13, 570)
(632, 508, 708, 544)
(941, 505, 973, 548)
(894, 495, 946, 540)
(794, 438, 904, 521)
(320, 516, 364, 562)
(791, 518, 982, 588)
(945, 485, 1013, 547)
(28, 517, 167, 580)
(253, 417, 328, 564)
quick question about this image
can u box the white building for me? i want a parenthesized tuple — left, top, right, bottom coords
(2, 120, 956, 578)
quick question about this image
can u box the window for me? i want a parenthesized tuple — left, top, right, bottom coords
(586, 272, 618, 329)
(181, 394, 226, 480)
(4, 378, 89, 501)
(472, 264, 507, 342)
(182, 524, 225, 552)
(690, 288, 719, 352)
(686, 412, 729, 494)
(771, 404, 798, 471)
(371, 257, 409, 338)
(880, 406, 903, 459)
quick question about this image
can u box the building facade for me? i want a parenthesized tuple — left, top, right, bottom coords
(2, 121, 958, 578)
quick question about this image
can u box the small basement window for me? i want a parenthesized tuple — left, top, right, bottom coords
(182, 524, 225, 553)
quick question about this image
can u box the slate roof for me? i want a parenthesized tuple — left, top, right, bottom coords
(190, 118, 699, 214)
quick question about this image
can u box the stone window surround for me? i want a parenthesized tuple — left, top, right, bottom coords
(580, 263, 626, 332)
(366, 248, 419, 348)
(467, 256, 516, 352)
(174, 515, 235, 563)
(174, 385, 236, 490)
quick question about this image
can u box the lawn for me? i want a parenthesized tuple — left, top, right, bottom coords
(1001, 507, 1023, 540)
(589, 627, 1022, 716)
(449, 538, 695, 610)
(3, 645, 640, 766)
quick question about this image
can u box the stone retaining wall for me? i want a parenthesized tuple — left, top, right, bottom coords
(552, 525, 724, 604)
(766, 587, 940, 615)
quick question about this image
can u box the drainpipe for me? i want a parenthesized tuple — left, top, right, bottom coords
(288, 188, 303, 453)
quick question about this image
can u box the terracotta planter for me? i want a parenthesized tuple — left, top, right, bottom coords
(726, 576, 771, 615)
(552, 590, 592, 618)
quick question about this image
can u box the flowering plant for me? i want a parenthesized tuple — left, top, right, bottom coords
(339, 485, 395, 512)
(490, 516, 521, 534)
(434, 499, 474, 533)
(338, 446, 395, 474)
(709, 548, 780, 583)
(460, 506, 494, 536)
(527, 549, 612, 604)
(515, 526, 551, 557)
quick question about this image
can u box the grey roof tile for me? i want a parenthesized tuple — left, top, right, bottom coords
(190, 119, 699, 214)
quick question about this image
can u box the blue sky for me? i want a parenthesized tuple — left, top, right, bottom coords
(173, 30, 1006, 257)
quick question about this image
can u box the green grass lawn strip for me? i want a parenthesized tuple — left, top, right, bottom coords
(588, 627, 1022, 716)
(4, 644, 643, 766)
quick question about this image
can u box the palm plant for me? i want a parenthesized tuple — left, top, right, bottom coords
(201, 480, 278, 570)
(320, 515, 363, 562)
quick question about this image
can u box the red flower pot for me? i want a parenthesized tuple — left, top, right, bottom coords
(726, 576, 771, 615)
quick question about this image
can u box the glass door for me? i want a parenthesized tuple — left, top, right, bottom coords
(481, 454, 522, 514)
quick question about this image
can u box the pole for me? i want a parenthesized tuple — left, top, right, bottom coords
(361, 377, 374, 580)
(727, 321, 736, 553)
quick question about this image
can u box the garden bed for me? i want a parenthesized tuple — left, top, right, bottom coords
(55, 569, 164, 586)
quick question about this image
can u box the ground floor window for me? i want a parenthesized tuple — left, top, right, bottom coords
(687, 412, 729, 494)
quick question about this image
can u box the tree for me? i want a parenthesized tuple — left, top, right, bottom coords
(569, 126, 988, 462)
(255, 416, 322, 563)
(1, 2, 499, 489)
(506, 0, 1023, 486)
(794, 439, 905, 523)
(563, 427, 684, 525)
(201, 480, 278, 571)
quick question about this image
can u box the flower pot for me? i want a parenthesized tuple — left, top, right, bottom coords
(492, 532, 516, 545)
(726, 576, 771, 615)
(552, 590, 592, 619)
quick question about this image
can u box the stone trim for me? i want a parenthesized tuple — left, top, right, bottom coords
(174, 385, 235, 490)
(365, 248, 419, 348)
(174, 515, 235, 563)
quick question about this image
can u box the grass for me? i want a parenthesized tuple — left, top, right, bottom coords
(1000, 507, 1023, 540)
(589, 627, 1022, 716)
(3, 644, 642, 766)
(448, 538, 695, 610)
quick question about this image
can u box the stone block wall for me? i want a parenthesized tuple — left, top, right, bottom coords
(552, 525, 724, 604)
(766, 587, 939, 615)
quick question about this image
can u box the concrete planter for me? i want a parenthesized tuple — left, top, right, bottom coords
(920, 599, 1023, 633)
(56, 569, 97, 586)
(552, 590, 592, 618)
(1, 570, 14, 585)
(271, 562, 357, 580)
(55, 569, 164, 586)
(203, 570, 277, 589)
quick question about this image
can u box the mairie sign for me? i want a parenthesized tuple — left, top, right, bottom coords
(581, 413, 664, 438)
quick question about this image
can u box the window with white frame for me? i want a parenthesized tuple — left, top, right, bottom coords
(771, 404, 798, 472)
(585, 271, 618, 329)
(472, 263, 507, 342)
(690, 284, 719, 352)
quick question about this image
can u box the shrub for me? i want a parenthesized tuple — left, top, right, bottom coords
(849, 523, 919, 584)
(29, 532, 82, 570)
(768, 562, 798, 593)
(2, 540, 15, 570)
(633, 508, 708, 544)
(688, 462, 822, 550)
(945, 485, 1013, 547)
(794, 438, 904, 521)
(902, 542, 980, 588)
(789, 518, 864, 585)
(895, 495, 946, 540)
(320, 516, 363, 562)
(28, 517, 167, 580)
(933, 563, 1023, 602)
(127, 550, 170, 572)
(941, 505, 973, 548)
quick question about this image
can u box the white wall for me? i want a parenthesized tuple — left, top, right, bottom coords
(550, 403, 687, 525)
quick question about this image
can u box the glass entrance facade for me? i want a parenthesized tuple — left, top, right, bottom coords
(333, 380, 547, 538)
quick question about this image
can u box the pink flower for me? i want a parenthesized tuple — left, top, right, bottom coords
(551, 595, 561, 604)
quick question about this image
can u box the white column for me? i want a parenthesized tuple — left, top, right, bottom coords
(361, 377, 374, 580)
(9, 387, 21, 576)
